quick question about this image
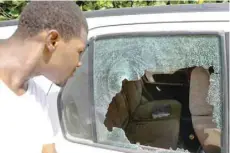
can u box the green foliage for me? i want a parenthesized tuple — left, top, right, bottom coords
(0, 0, 27, 20)
(0, 0, 228, 21)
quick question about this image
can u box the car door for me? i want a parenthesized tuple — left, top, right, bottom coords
(57, 3, 229, 153)
(0, 3, 229, 153)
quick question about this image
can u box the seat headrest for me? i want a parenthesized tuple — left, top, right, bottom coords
(189, 66, 213, 116)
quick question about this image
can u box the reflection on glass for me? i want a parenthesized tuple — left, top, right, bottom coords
(60, 48, 93, 140)
(94, 35, 222, 153)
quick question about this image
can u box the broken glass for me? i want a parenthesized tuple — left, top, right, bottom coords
(93, 35, 223, 152)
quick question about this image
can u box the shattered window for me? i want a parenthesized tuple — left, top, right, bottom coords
(94, 35, 223, 153)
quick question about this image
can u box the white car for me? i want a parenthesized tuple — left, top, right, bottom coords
(0, 3, 229, 153)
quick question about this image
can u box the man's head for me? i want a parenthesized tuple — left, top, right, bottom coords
(14, 1, 88, 86)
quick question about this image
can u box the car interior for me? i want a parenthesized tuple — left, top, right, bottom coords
(104, 66, 220, 153)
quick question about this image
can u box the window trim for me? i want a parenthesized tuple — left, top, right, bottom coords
(84, 3, 229, 18)
(92, 31, 225, 41)
(58, 31, 229, 153)
(224, 32, 229, 153)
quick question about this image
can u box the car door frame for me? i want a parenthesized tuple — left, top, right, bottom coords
(58, 30, 229, 153)
(0, 3, 229, 153)
(57, 3, 229, 153)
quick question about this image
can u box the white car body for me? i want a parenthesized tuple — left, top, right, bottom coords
(0, 3, 229, 153)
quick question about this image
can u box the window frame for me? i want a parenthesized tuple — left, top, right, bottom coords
(224, 32, 229, 153)
(58, 31, 229, 153)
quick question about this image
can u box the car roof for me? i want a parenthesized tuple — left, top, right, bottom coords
(0, 3, 228, 27)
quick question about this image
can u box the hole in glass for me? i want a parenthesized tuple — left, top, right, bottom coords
(104, 66, 220, 153)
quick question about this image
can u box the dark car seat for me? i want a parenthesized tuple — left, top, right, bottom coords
(143, 67, 202, 152)
(104, 77, 182, 149)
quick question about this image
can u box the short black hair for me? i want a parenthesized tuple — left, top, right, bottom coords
(16, 1, 88, 41)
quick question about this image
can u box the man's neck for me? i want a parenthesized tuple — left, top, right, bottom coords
(0, 39, 39, 95)
(0, 70, 30, 96)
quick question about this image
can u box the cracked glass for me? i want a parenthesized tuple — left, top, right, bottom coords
(93, 34, 223, 153)
(59, 34, 224, 153)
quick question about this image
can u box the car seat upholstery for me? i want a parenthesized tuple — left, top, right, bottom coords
(189, 66, 221, 153)
(126, 99, 181, 149)
(145, 67, 201, 152)
(104, 78, 181, 149)
(104, 79, 141, 131)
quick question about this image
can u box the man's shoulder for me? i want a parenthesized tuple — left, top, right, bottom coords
(28, 76, 58, 109)
(31, 76, 54, 94)
(27, 77, 51, 109)
(28, 79, 46, 96)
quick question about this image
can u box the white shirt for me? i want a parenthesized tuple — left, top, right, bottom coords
(0, 79, 55, 153)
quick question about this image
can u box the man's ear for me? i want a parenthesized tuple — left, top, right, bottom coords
(45, 30, 60, 53)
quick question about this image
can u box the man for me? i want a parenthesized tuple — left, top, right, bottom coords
(0, 1, 88, 153)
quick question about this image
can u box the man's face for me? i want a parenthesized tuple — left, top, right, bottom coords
(43, 30, 87, 86)
(52, 38, 86, 86)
